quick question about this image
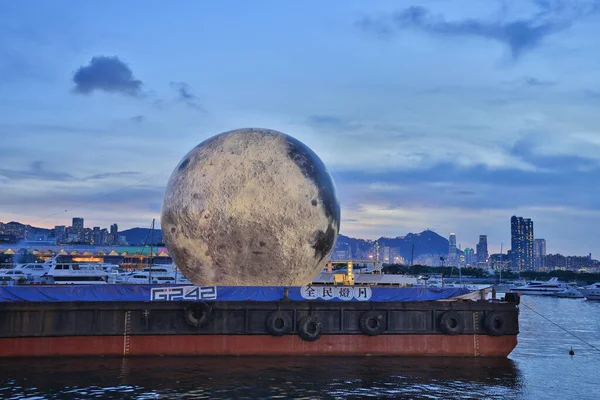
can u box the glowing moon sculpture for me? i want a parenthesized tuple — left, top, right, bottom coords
(161, 128, 340, 286)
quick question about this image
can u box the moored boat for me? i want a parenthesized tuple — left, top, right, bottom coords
(508, 277, 567, 296)
(552, 287, 584, 299)
(579, 282, 600, 300)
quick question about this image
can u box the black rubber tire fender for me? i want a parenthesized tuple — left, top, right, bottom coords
(184, 302, 212, 328)
(359, 310, 386, 336)
(266, 311, 293, 336)
(297, 315, 323, 342)
(485, 312, 508, 336)
(439, 310, 465, 335)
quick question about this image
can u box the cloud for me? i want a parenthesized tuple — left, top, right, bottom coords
(0, 162, 73, 181)
(0, 182, 166, 229)
(307, 115, 363, 131)
(72, 56, 143, 96)
(131, 115, 145, 123)
(170, 81, 203, 110)
(357, 2, 595, 59)
(0, 162, 140, 182)
(83, 171, 140, 180)
(523, 77, 556, 86)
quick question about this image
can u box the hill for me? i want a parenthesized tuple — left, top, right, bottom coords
(120, 228, 449, 257)
(335, 230, 450, 260)
(120, 227, 163, 245)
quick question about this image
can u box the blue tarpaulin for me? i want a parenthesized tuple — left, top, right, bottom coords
(0, 285, 471, 303)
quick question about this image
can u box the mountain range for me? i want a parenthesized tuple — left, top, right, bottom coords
(120, 228, 451, 258)
(335, 230, 450, 260)
(1, 221, 450, 257)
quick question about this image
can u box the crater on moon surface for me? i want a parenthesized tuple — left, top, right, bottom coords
(161, 128, 341, 286)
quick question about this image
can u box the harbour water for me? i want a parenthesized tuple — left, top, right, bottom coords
(1, 295, 599, 399)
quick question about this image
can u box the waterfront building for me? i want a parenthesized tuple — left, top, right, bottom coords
(511, 216, 534, 270)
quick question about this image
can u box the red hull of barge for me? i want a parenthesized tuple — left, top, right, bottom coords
(0, 334, 517, 357)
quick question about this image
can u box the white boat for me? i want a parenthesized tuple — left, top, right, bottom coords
(118, 265, 191, 285)
(0, 269, 28, 282)
(579, 282, 600, 300)
(552, 287, 584, 298)
(14, 262, 51, 282)
(43, 260, 109, 285)
(508, 277, 568, 296)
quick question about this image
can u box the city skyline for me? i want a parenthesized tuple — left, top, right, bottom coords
(3, 1, 600, 255)
(0, 215, 565, 260)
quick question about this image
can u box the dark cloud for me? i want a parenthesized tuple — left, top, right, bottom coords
(131, 115, 145, 123)
(509, 138, 598, 171)
(0, 123, 104, 134)
(170, 81, 203, 110)
(0, 161, 73, 181)
(0, 162, 140, 182)
(0, 183, 165, 224)
(331, 152, 600, 212)
(83, 171, 140, 180)
(357, 2, 594, 59)
(73, 56, 142, 96)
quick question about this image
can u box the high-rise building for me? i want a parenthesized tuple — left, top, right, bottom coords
(110, 224, 118, 245)
(72, 217, 84, 232)
(92, 227, 101, 245)
(464, 248, 474, 266)
(534, 238, 547, 270)
(448, 233, 457, 265)
(476, 235, 488, 264)
(511, 216, 534, 270)
(100, 228, 108, 246)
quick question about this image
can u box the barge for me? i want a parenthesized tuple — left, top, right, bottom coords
(0, 284, 518, 357)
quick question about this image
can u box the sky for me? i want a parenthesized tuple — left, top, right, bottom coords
(2, 0, 600, 256)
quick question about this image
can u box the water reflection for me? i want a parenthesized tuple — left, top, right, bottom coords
(0, 356, 521, 399)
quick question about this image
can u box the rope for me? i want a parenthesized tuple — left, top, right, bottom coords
(521, 301, 600, 354)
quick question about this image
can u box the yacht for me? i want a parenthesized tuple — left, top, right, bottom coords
(43, 262, 109, 285)
(552, 287, 584, 299)
(579, 282, 600, 300)
(0, 269, 28, 283)
(118, 265, 191, 285)
(14, 263, 51, 282)
(508, 277, 568, 296)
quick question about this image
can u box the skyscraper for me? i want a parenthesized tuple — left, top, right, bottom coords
(511, 216, 534, 270)
(110, 224, 118, 245)
(448, 233, 457, 265)
(534, 238, 546, 270)
(476, 235, 488, 264)
(464, 248, 474, 266)
(72, 217, 84, 241)
(92, 227, 101, 245)
(72, 217, 84, 232)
